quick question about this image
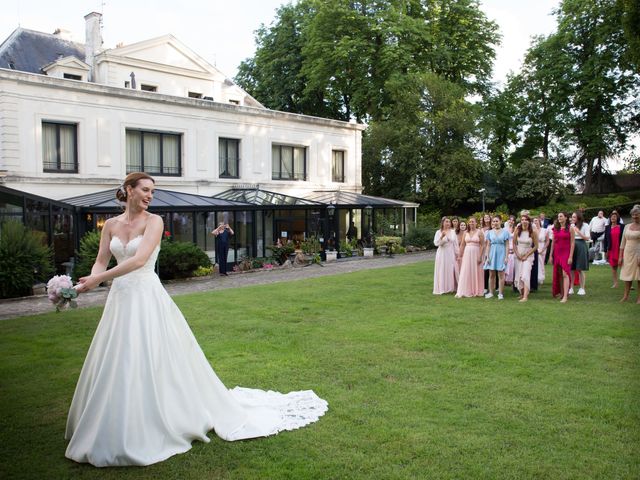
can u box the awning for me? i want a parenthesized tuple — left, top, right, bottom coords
(64, 188, 251, 212)
(306, 190, 419, 208)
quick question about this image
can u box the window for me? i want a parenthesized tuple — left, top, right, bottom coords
(332, 150, 345, 183)
(42, 121, 78, 173)
(140, 84, 157, 92)
(63, 73, 82, 80)
(229, 99, 240, 105)
(272, 145, 306, 181)
(219, 138, 240, 178)
(126, 130, 181, 176)
(188, 92, 202, 99)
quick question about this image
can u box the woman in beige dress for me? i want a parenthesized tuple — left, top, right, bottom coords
(619, 204, 640, 303)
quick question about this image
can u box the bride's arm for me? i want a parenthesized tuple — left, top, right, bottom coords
(90, 218, 116, 276)
(77, 215, 164, 292)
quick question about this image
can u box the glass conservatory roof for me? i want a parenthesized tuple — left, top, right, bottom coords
(306, 190, 419, 208)
(214, 188, 323, 207)
(63, 188, 251, 211)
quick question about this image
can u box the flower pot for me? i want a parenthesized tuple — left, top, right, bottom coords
(363, 247, 374, 257)
(325, 250, 338, 262)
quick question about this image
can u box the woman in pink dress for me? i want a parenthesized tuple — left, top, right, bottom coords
(533, 217, 549, 285)
(549, 212, 575, 303)
(455, 217, 484, 298)
(433, 217, 459, 294)
(513, 214, 539, 302)
(603, 210, 624, 289)
(456, 220, 467, 251)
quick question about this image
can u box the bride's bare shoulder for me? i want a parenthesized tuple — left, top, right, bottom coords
(147, 213, 164, 225)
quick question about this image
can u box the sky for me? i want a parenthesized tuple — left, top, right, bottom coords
(0, 0, 561, 84)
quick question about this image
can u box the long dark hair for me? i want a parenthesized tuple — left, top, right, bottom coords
(554, 212, 569, 231)
(609, 210, 621, 225)
(573, 210, 584, 230)
(514, 214, 533, 239)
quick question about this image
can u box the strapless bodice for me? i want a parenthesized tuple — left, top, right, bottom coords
(110, 235, 159, 274)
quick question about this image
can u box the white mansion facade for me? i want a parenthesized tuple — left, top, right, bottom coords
(0, 12, 364, 199)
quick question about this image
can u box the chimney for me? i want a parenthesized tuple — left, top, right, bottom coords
(84, 12, 102, 81)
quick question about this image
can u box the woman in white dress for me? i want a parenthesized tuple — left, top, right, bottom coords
(513, 214, 539, 302)
(67, 173, 328, 467)
(433, 217, 459, 294)
(533, 217, 549, 285)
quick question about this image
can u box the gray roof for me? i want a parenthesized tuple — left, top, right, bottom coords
(63, 188, 252, 211)
(0, 28, 85, 73)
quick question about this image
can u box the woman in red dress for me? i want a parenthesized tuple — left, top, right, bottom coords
(603, 210, 624, 288)
(549, 212, 575, 303)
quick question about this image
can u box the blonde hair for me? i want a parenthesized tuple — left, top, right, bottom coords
(631, 204, 640, 216)
(116, 172, 155, 202)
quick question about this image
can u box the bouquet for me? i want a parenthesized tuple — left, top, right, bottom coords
(46, 275, 79, 312)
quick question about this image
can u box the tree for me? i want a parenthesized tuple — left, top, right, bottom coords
(554, 0, 639, 193)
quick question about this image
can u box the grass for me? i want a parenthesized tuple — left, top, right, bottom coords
(0, 261, 638, 479)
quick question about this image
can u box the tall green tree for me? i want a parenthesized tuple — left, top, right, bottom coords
(555, 0, 639, 193)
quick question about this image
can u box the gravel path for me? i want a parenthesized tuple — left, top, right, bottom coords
(0, 252, 433, 321)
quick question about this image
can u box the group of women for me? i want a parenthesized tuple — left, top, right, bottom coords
(433, 205, 640, 303)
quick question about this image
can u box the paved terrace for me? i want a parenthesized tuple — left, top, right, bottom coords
(0, 252, 433, 321)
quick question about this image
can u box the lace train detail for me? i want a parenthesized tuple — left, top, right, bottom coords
(230, 387, 329, 436)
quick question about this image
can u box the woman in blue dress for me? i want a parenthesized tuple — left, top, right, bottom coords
(483, 215, 510, 299)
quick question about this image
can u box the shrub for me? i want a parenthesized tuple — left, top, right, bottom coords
(73, 230, 117, 280)
(301, 236, 321, 254)
(0, 220, 54, 298)
(270, 242, 295, 265)
(402, 225, 436, 249)
(192, 265, 214, 277)
(158, 240, 211, 279)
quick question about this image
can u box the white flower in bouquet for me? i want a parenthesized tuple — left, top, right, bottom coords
(46, 275, 79, 312)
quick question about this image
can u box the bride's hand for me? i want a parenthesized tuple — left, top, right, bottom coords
(77, 275, 100, 293)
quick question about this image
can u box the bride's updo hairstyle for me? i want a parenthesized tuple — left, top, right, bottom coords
(116, 172, 155, 202)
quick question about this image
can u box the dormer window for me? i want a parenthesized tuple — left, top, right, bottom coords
(229, 99, 240, 105)
(63, 73, 82, 81)
(188, 92, 202, 99)
(141, 84, 157, 92)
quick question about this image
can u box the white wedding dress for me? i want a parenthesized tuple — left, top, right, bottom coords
(65, 235, 328, 467)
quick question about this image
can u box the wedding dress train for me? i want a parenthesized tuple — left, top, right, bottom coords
(65, 235, 328, 467)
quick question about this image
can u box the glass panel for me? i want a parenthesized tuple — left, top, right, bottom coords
(234, 210, 253, 261)
(272, 145, 280, 178)
(293, 147, 305, 180)
(264, 210, 274, 257)
(59, 124, 76, 171)
(256, 210, 264, 258)
(332, 150, 344, 182)
(228, 139, 239, 177)
(126, 131, 142, 172)
(52, 207, 75, 268)
(42, 123, 57, 170)
(281, 146, 293, 179)
(0, 190, 23, 223)
(162, 135, 180, 175)
(171, 212, 193, 244)
(24, 199, 50, 242)
(143, 132, 161, 172)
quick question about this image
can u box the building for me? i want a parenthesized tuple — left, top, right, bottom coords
(0, 12, 417, 271)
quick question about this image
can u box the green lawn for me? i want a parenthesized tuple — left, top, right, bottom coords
(0, 261, 638, 479)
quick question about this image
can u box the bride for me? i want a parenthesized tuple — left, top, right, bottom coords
(66, 172, 328, 467)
